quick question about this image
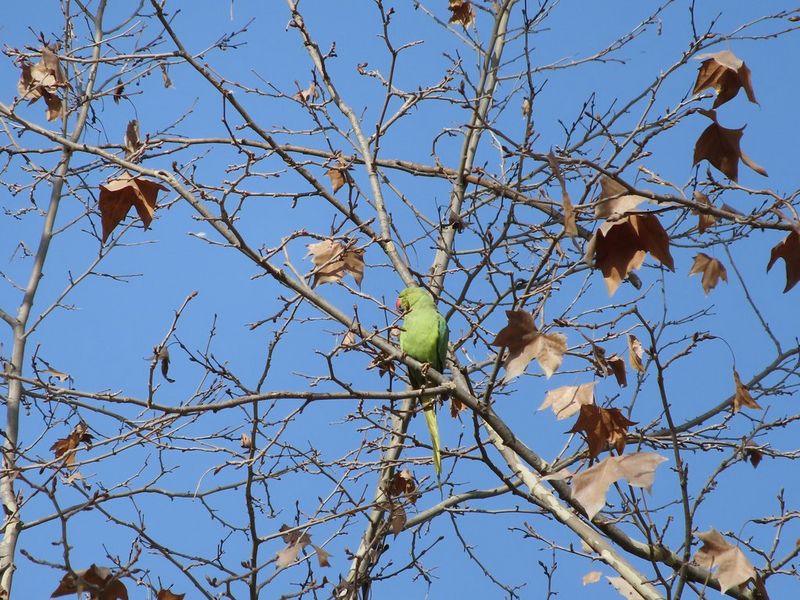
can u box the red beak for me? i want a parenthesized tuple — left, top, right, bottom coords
(395, 297, 402, 311)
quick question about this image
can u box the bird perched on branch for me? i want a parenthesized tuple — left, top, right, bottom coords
(396, 286, 449, 476)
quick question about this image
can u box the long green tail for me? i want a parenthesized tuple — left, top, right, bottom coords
(422, 399, 441, 476)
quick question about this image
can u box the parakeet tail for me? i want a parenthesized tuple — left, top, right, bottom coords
(422, 399, 441, 476)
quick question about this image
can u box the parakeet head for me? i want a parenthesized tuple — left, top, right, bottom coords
(396, 286, 434, 312)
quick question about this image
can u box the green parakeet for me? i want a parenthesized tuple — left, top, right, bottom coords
(396, 286, 448, 476)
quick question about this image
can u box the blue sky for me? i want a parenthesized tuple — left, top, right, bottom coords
(2, 1, 800, 598)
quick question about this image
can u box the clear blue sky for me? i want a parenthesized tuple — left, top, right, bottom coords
(1, 1, 799, 598)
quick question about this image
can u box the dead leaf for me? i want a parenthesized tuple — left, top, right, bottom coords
(17, 46, 66, 121)
(539, 383, 595, 420)
(156, 590, 185, 600)
(51, 564, 128, 600)
(240, 433, 252, 449)
(594, 176, 645, 219)
(294, 82, 318, 103)
(694, 529, 756, 592)
(693, 191, 717, 233)
(98, 172, 167, 243)
(44, 368, 71, 382)
(276, 542, 305, 569)
(766, 230, 800, 292)
(312, 544, 331, 568)
(51, 422, 93, 470)
(124, 120, 143, 159)
(569, 404, 637, 459)
(156, 345, 174, 383)
(448, 209, 466, 233)
(606, 355, 627, 388)
(593, 345, 627, 387)
(448, 0, 475, 27)
(160, 64, 172, 88)
(582, 570, 602, 585)
(693, 112, 767, 182)
(585, 213, 674, 295)
(389, 502, 406, 536)
(325, 167, 348, 193)
(547, 152, 577, 236)
(388, 469, 418, 504)
(693, 50, 757, 108)
(490, 311, 567, 381)
(571, 453, 667, 519)
(733, 369, 761, 412)
(113, 79, 124, 104)
(689, 253, 727, 294)
(279, 524, 311, 547)
(627, 335, 645, 373)
(276, 525, 312, 568)
(521, 97, 531, 117)
(307, 239, 364, 287)
(607, 575, 646, 600)
(744, 446, 762, 469)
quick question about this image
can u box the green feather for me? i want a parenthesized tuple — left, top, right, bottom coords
(398, 286, 449, 476)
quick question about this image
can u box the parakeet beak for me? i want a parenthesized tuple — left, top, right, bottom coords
(395, 297, 402, 311)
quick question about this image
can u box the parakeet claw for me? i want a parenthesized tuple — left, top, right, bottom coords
(419, 362, 431, 377)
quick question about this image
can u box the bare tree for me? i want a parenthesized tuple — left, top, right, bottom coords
(2, 1, 799, 598)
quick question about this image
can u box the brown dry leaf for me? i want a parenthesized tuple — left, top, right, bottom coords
(44, 93, 64, 122)
(766, 230, 800, 293)
(276, 524, 312, 568)
(51, 422, 93, 470)
(388, 469, 418, 504)
(155, 345, 174, 383)
(570, 453, 667, 520)
(521, 97, 531, 117)
(51, 565, 128, 600)
(113, 79, 125, 104)
(547, 152, 577, 237)
(733, 369, 761, 412)
(124, 120, 143, 159)
(448, 208, 466, 233)
(279, 524, 311, 547)
(688, 253, 728, 295)
(606, 355, 627, 388)
(594, 176, 645, 219)
(312, 544, 331, 568)
(607, 575, 646, 600)
(240, 433, 252, 449)
(490, 311, 567, 381)
(307, 239, 364, 287)
(582, 571, 602, 586)
(160, 64, 172, 88)
(276, 542, 306, 569)
(594, 345, 627, 387)
(693, 191, 717, 233)
(694, 529, 756, 593)
(744, 446, 762, 469)
(18, 46, 66, 121)
(448, 0, 475, 27)
(569, 405, 637, 459)
(539, 382, 595, 420)
(693, 113, 767, 182)
(99, 172, 167, 243)
(325, 167, 348, 193)
(627, 335, 645, 373)
(44, 367, 71, 382)
(156, 590, 185, 600)
(294, 82, 318, 103)
(693, 50, 757, 108)
(585, 213, 674, 296)
(389, 502, 406, 536)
